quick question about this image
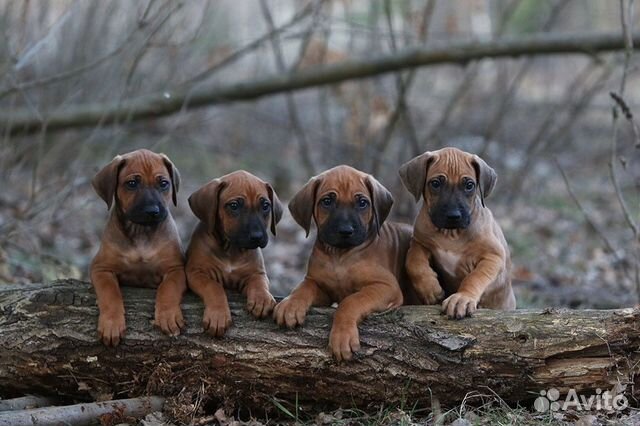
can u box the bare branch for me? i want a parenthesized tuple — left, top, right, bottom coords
(3, 31, 640, 136)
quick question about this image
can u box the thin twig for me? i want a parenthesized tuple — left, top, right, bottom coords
(610, 91, 640, 148)
(259, 0, 319, 176)
(422, 0, 522, 148)
(609, 0, 639, 298)
(0, 2, 154, 100)
(181, 2, 315, 86)
(555, 161, 630, 279)
(609, 0, 639, 238)
(507, 61, 612, 200)
(369, 0, 436, 174)
(479, 0, 572, 157)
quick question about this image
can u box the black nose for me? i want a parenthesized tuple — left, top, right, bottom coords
(338, 224, 354, 237)
(250, 231, 265, 242)
(144, 205, 161, 218)
(446, 210, 462, 220)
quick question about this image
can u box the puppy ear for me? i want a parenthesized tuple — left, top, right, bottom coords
(266, 183, 283, 236)
(366, 175, 394, 233)
(92, 155, 125, 209)
(399, 151, 436, 202)
(161, 154, 180, 206)
(288, 177, 320, 237)
(188, 179, 225, 233)
(471, 155, 497, 207)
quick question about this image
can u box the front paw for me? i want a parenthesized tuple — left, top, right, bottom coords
(246, 289, 276, 318)
(98, 312, 126, 347)
(413, 278, 445, 305)
(154, 304, 185, 336)
(273, 297, 309, 328)
(442, 292, 478, 319)
(329, 323, 360, 362)
(202, 304, 232, 337)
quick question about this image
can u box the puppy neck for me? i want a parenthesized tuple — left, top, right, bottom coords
(112, 209, 168, 242)
(435, 228, 463, 239)
(204, 226, 254, 259)
(316, 234, 376, 257)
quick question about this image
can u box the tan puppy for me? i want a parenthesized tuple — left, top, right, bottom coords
(186, 171, 283, 337)
(274, 165, 412, 361)
(90, 149, 186, 346)
(399, 147, 515, 319)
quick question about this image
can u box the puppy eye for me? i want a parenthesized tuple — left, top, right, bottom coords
(125, 180, 138, 189)
(158, 180, 170, 190)
(320, 197, 333, 207)
(261, 200, 271, 212)
(357, 198, 370, 209)
(228, 201, 240, 211)
(465, 181, 476, 192)
(429, 179, 441, 190)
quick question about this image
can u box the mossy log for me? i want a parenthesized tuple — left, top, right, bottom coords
(1, 280, 639, 413)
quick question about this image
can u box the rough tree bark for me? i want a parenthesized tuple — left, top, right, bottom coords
(2, 32, 640, 136)
(1, 280, 639, 413)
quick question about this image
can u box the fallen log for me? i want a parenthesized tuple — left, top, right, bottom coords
(1, 280, 639, 415)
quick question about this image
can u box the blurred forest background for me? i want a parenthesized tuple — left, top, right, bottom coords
(0, 0, 638, 311)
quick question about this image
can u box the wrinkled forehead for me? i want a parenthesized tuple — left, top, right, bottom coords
(428, 151, 476, 180)
(119, 152, 168, 178)
(220, 176, 268, 201)
(317, 171, 369, 200)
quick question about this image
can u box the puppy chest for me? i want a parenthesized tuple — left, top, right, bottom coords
(122, 248, 161, 268)
(433, 249, 462, 277)
(117, 247, 166, 287)
(316, 264, 352, 299)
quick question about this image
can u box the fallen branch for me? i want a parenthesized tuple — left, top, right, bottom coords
(1, 280, 639, 414)
(0, 396, 57, 412)
(0, 397, 164, 426)
(2, 31, 640, 135)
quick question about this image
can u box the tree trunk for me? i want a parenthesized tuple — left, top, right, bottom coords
(1, 280, 639, 414)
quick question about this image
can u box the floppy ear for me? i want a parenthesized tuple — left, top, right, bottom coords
(398, 151, 436, 202)
(471, 155, 497, 207)
(266, 183, 283, 236)
(366, 175, 394, 232)
(161, 154, 180, 206)
(288, 177, 320, 237)
(92, 155, 125, 209)
(188, 179, 225, 233)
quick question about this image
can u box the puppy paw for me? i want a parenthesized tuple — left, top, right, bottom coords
(329, 323, 360, 362)
(442, 292, 477, 319)
(98, 312, 126, 347)
(414, 279, 445, 305)
(202, 305, 232, 338)
(246, 290, 276, 319)
(155, 304, 185, 336)
(273, 297, 308, 328)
